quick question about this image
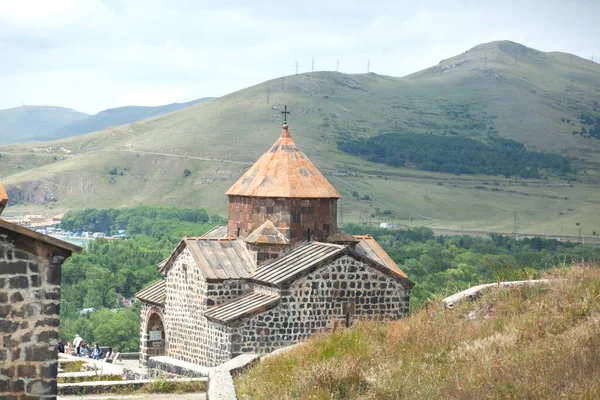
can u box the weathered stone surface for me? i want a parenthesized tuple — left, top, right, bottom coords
(207, 368, 236, 400)
(147, 356, 210, 377)
(0, 261, 27, 275)
(231, 255, 409, 356)
(439, 279, 552, 309)
(227, 196, 338, 245)
(0, 234, 72, 400)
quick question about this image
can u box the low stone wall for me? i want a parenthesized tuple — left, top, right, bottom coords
(440, 279, 552, 309)
(148, 356, 210, 377)
(206, 354, 259, 400)
(58, 377, 207, 396)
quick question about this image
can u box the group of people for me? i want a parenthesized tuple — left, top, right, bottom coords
(57, 334, 122, 363)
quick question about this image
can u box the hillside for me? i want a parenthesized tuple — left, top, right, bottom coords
(0, 98, 214, 144)
(235, 264, 600, 399)
(1, 40, 600, 235)
(0, 106, 89, 144)
(43, 97, 215, 141)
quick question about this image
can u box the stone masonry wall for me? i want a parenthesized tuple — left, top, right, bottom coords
(227, 196, 338, 245)
(164, 247, 235, 367)
(206, 280, 249, 307)
(0, 232, 69, 399)
(231, 255, 409, 356)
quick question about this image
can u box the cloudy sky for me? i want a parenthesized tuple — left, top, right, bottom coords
(1, 0, 598, 114)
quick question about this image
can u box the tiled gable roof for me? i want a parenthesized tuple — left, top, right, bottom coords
(252, 242, 346, 285)
(354, 235, 408, 278)
(252, 240, 413, 289)
(135, 279, 165, 305)
(160, 237, 255, 281)
(204, 292, 280, 323)
(245, 220, 290, 245)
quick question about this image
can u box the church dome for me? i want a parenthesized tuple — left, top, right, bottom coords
(225, 124, 340, 199)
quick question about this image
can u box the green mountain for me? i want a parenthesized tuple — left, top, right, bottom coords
(0, 98, 214, 145)
(1, 41, 599, 236)
(0, 106, 89, 144)
(42, 97, 215, 141)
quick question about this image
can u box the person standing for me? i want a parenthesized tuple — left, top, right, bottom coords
(73, 334, 83, 356)
(57, 339, 65, 353)
(65, 341, 72, 355)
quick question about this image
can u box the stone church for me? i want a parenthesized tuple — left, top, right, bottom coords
(136, 121, 414, 367)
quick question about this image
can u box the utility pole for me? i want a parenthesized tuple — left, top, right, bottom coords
(576, 224, 583, 243)
(336, 59, 339, 72)
(311, 56, 314, 72)
(367, 59, 371, 73)
(294, 59, 299, 75)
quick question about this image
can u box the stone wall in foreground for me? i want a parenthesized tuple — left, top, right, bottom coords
(0, 231, 70, 400)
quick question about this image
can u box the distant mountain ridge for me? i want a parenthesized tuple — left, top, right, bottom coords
(0, 97, 215, 145)
(1, 40, 599, 235)
(0, 106, 88, 144)
(43, 97, 215, 141)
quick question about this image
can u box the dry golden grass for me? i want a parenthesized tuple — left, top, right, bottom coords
(235, 263, 600, 399)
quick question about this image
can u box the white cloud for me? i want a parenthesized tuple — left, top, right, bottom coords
(0, 0, 598, 113)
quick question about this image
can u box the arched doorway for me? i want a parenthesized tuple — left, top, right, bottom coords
(146, 309, 166, 358)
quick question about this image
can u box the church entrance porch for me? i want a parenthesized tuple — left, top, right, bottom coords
(140, 305, 166, 365)
(147, 313, 166, 357)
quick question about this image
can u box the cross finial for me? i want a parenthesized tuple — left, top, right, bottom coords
(281, 105, 290, 124)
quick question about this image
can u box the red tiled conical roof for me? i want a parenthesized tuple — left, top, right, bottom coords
(0, 180, 7, 216)
(225, 124, 340, 198)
